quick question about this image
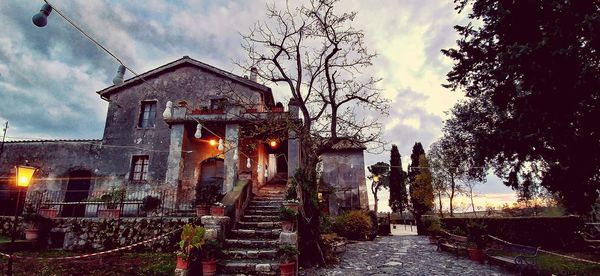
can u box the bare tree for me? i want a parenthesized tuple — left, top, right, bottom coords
(240, 0, 389, 265)
(428, 140, 464, 217)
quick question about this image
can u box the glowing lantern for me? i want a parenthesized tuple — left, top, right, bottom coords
(16, 165, 36, 187)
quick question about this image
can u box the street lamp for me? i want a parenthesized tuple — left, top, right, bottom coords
(7, 165, 36, 276)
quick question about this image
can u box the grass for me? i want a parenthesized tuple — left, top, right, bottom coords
(0, 235, 9, 243)
(0, 250, 176, 275)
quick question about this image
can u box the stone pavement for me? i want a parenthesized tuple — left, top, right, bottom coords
(299, 235, 511, 276)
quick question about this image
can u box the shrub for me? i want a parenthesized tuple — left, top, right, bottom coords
(279, 207, 297, 221)
(332, 210, 373, 241)
(425, 216, 443, 236)
(441, 216, 584, 249)
(278, 245, 299, 263)
(466, 220, 487, 249)
(201, 239, 222, 261)
(195, 183, 222, 205)
(141, 195, 161, 213)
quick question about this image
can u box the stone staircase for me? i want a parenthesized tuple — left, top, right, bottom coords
(218, 185, 285, 275)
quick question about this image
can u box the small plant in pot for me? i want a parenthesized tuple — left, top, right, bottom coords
(466, 220, 487, 263)
(176, 224, 205, 270)
(22, 205, 50, 241)
(278, 245, 299, 276)
(200, 239, 222, 276)
(280, 206, 297, 232)
(195, 183, 221, 216)
(98, 187, 125, 218)
(141, 195, 162, 216)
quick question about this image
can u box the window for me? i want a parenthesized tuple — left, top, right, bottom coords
(138, 101, 157, 128)
(130, 155, 149, 182)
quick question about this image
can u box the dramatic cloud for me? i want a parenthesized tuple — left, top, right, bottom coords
(0, 0, 515, 210)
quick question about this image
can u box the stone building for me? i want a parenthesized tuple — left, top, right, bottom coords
(0, 56, 366, 217)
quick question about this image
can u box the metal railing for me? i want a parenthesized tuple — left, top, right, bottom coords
(0, 188, 195, 218)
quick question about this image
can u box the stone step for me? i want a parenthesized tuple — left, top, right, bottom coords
(230, 229, 281, 239)
(224, 238, 279, 249)
(253, 196, 285, 201)
(245, 209, 280, 216)
(223, 248, 278, 260)
(249, 201, 284, 207)
(237, 221, 282, 229)
(242, 215, 280, 222)
(218, 259, 279, 275)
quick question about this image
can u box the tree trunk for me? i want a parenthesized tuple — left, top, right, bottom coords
(449, 176, 455, 217)
(373, 194, 378, 213)
(470, 188, 476, 217)
(437, 191, 444, 218)
(414, 213, 426, 235)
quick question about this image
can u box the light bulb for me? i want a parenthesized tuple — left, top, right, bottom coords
(257, 164, 261, 174)
(194, 123, 202, 138)
(233, 148, 238, 160)
(217, 138, 224, 151)
(162, 101, 172, 119)
(32, 4, 52, 27)
(112, 65, 126, 85)
(246, 158, 251, 169)
(264, 169, 268, 178)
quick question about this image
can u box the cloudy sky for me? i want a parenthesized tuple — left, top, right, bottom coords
(0, 0, 516, 212)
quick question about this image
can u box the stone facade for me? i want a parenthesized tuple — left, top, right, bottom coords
(319, 139, 369, 216)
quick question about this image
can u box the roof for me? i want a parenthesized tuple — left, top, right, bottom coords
(4, 139, 102, 144)
(323, 137, 367, 152)
(96, 56, 274, 104)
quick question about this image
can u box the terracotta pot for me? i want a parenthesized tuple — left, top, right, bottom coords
(210, 206, 225, 216)
(25, 228, 39, 241)
(279, 262, 295, 276)
(38, 208, 59, 218)
(282, 220, 294, 232)
(202, 259, 218, 276)
(467, 248, 485, 263)
(176, 255, 189, 270)
(98, 209, 121, 218)
(196, 205, 210, 216)
(283, 202, 299, 212)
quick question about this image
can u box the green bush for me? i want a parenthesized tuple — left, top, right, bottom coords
(332, 210, 373, 240)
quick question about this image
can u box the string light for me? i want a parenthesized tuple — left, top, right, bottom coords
(162, 101, 172, 119)
(246, 157, 251, 169)
(112, 64, 126, 85)
(217, 138, 224, 151)
(194, 123, 202, 139)
(32, 3, 52, 27)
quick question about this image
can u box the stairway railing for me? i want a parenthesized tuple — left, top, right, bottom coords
(221, 179, 252, 228)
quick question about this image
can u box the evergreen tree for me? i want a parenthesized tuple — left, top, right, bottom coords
(408, 142, 434, 235)
(368, 162, 390, 213)
(389, 145, 407, 215)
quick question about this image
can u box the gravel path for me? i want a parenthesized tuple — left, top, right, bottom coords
(300, 235, 511, 276)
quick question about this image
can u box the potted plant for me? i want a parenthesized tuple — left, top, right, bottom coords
(426, 217, 443, 244)
(176, 224, 205, 270)
(98, 187, 125, 218)
(280, 206, 297, 232)
(210, 202, 225, 216)
(466, 220, 487, 263)
(278, 245, 298, 276)
(200, 239, 222, 276)
(22, 205, 49, 241)
(141, 195, 162, 216)
(195, 183, 221, 216)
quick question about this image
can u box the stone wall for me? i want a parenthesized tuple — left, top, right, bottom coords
(0, 216, 202, 252)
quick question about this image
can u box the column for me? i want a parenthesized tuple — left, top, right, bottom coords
(223, 124, 239, 193)
(287, 130, 300, 178)
(165, 124, 185, 187)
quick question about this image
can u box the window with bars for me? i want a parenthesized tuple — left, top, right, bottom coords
(130, 155, 149, 183)
(138, 101, 157, 128)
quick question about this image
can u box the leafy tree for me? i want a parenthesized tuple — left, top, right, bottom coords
(388, 145, 408, 215)
(408, 143, 434, 235)
(241, 0, 389, 265)
(442, 0, 600, 214)
(368, 162, 390, 213)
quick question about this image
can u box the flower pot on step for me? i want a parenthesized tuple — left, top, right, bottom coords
(282, 220, 294, 232)
(201, 259, 218, 276)
(176, 255, 189, 270)
(25, 228, 39, 241)
(283, 201, 299, 212)
(196, 204, 210, 216)
(279, 262, 295, 276)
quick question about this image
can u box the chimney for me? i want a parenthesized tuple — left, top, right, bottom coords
(250, 67, 258, 82)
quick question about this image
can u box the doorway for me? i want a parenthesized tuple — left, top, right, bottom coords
(62, 170, 91, 217)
